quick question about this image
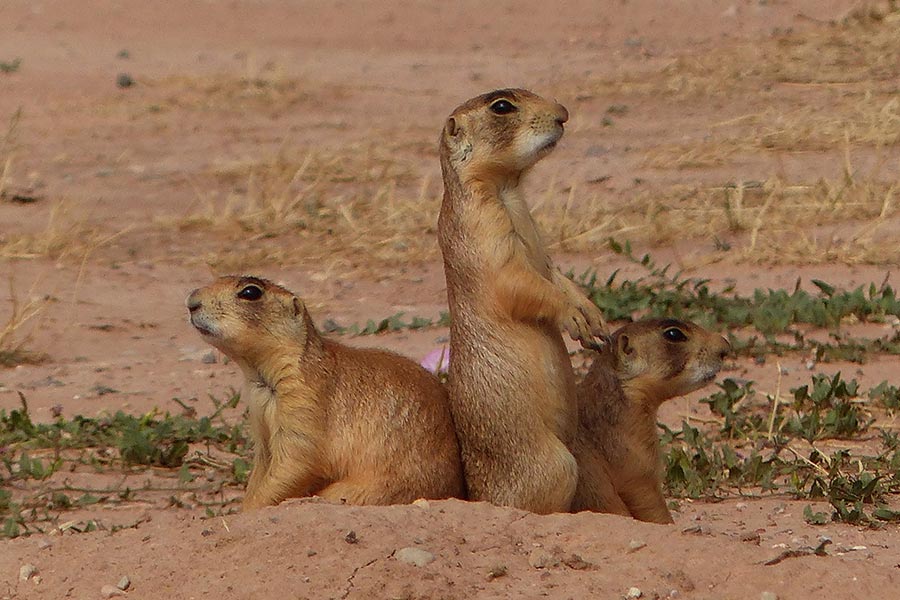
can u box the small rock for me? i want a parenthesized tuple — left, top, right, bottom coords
(116, 576, 130, 591)
(395, 547, 435, 567)
(528, 548, 559, 569)
(740, 531, 761, 544)
(344, 530, 358, 544)
(626, 587, 643, 599)
(100, 585, 125, 598)
(36, 538, 52, 550)
(760, 593, 778, 600)
(628, 540, 647, 553)
(486, 565, 507, 580)
(563, 553, 592, 570)
(412, 498, 430, 509)
(201, 351, 217, 364)
(19, 564, 37, 581)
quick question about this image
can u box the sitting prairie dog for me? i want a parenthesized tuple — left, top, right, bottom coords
(186, 276, 465, 509)
(437, 89, 607, 513)
(571, 318, 730, 523)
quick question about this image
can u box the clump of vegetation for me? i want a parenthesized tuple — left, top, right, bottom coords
(571, 241, 899, 362)
(0, 58, 21, 74)
(663, 371, 900, 526)
(0, 391, 251, 538)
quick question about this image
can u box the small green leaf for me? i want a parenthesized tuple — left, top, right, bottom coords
(803, 504, 828, 525)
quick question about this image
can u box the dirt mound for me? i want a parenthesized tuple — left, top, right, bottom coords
(3, 498, 895, 599)
(0, 500, 897, 599)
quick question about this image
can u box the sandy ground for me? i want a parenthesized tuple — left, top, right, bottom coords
(1, 1, 898, 598)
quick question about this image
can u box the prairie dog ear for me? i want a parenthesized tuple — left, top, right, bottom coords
(292, 297, 304, 317)
(446, 117, 459, 137)
(617, 333, 634, 356)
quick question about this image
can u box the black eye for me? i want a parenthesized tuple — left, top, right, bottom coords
(489, 99, 517, 115)
(663, 327, 688, 343)
(237, 285, 263, 301)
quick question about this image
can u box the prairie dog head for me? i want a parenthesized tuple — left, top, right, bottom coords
(186, 276, 311, 366)
(612, 318, 730, 405)
(440, 88, 569, 181)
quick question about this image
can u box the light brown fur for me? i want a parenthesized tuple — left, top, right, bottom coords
(437, 89, 607, 513)
(186, 276, 464, 509)
(571, 318, 730, 523)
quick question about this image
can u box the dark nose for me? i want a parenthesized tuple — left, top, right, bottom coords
(186, 290, 202, 313)
(555, 104, 569, 125)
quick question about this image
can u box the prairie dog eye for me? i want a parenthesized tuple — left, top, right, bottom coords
(489, 99, 517, 115)
(237, 285, 264, 301)
(663, 327, 688, 343)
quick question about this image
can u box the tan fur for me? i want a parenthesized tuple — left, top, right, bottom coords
(437, 89, 607, 513)
(186, 276, 464, 509)
(571, 318, 730, 523)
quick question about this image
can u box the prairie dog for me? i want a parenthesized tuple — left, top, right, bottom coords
(437, 89, 607, 513)
(571, 318, 729, 523)
(187, 276, 464, 509)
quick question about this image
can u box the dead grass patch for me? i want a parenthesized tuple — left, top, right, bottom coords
(0, 201, 121, 261)
(644, 95, 900, 166)
(0, 276, 49, 367)
(167, 146, 440, 271)
(0, 108, 22, 199)
(540, 170, 898, 265)
(146, 73, 318, 114)
(572, 3, 899, 102)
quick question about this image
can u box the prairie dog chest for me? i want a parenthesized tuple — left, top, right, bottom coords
(244, 381, 278, 445)
(499, 187, 550, 277)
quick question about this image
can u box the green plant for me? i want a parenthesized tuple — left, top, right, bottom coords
(784, 373, 871, 442)
(0, 59, 21, 74)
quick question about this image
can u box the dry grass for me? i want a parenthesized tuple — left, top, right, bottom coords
(144, 2, 898, 271)
(539, 2, 900, 265)
(146, 73, 318, 114)
(539, 165, 898, 265)
(0, 108, 22, 200)
(0, 276, 49, 367)
(572, 2, 899, 102)
(0, 201, 123, 261)
(167, 145, 441, 272)
(643, 95, 900, 166)
(569, 2, 900, 162)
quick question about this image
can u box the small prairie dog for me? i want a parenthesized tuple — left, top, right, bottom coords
(571, 318, 729, 523)
(186, 276, 464, 509)
(437, 89, 607, 513)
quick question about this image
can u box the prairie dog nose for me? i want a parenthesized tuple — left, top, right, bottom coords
(186, 290, 202, 312)
(555, 103, 569, 125)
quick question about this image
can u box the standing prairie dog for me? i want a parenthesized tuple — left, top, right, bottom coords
(437, 89, 607, 513)
(571, 318, 730, 523)
(187, 276, 464, 509)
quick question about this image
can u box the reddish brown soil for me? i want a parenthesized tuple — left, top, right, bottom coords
(1, 1, 897, 598)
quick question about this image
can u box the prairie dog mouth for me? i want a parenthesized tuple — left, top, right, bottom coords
(699, 363, 722, 384)
(534, 129, 563, 154)
(190, 314, 218, 338)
